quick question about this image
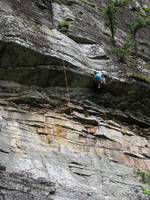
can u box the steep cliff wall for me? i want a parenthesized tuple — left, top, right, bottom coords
(0, 0, 150, 199)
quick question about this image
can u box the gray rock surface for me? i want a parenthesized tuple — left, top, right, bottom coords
(0, 0, 149, 199)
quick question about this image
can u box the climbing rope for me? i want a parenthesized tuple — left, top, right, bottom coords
(48, 2, 121, 190)
(40, 1, 102, 190)
(62, 57, 101, 190)
(62, 59, 73, 117)
(50, 1, 101, 177)
(50, 0, 72, 116)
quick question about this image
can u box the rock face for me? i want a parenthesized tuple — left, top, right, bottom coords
(0, 0, 150, 199)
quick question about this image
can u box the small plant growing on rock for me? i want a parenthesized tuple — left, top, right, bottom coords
(142, 188, 150, 196)
(112, 35, 136, 63)
(136, 170, 150, 184)
(135, 170, 150, 197)
(58, 17, 75, 31)
(58, 20, 70, 31)
(112, 46, 131, 62)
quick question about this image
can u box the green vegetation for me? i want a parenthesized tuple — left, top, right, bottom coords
(143, 7, 150, 14)
(104, 1, 150, 62)
(112, 35, 136, 62)
(104, 0, 131, 45)
(112, 36, 137, 64)
(129, 13, 150, 39)
(112, 47, 126, 62)
(115, 11, 150, 61)
(127, 8, 150, 55)
(112, 46, 131, 62)
(136, 170, 150, 184)
(58, 20, 70, 30)
(104, 2, 118, 45)
(135, 170, 150, 197)
(58, 16, 75, 31)
(128, 72, 150, 84)
(142, 188, 150, 196)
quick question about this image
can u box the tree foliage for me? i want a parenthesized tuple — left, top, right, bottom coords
(104, 0, 132, 45)
(104, 1, 150, 62)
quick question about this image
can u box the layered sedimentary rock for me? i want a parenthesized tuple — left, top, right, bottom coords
(0, 0, 150, 199)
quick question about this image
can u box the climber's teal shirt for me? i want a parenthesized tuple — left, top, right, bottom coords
(95, 73, 102, 81)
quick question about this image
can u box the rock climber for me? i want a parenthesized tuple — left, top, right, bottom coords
(93, 71, 106, 89)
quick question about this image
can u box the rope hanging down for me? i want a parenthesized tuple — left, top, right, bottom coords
(62, 60, 72, 117)
(49, 1, 104, 180)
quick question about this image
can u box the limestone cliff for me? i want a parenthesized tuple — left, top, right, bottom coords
(0, 0, 150, 199)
